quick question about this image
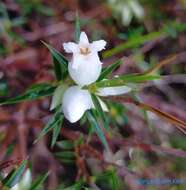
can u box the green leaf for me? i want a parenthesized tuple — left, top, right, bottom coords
(96, 169, 120, 190)
(42, 41, 68, 80)
(36, 5, 54, 16)
(54, 151, 75, 159)
(35, 107, 63, 143)
(62, 181, 83, 190)
(102, 22, 186, 58)
(54, 150, 76, 164)
(0, 173, 3, 181)
(98, 60, 122, 81)
(56, 140, 74, 149)
(91, 94, 109, 131)
(57, 158, 75, 164)
(12, 17, 27, 27)
(94, 74, 160, 88)
(103, 31, 163, 58)
(86, 111, 109, 150)
(0, 83, 55, 105)
(51, 115, 64, 147)
(28, 172, 49, 190)
(5, 143, 14, 157)
(109, 170, 120, 190)
(50, 84, 67, 110)
(75, 12, 80, 43)
(0, 82, 8, 96)
(2, 160, 27, 188)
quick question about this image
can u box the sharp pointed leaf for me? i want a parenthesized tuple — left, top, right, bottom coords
(51, 115, 64, 147)
(98, 60, 122, 81)
(0, 83, 56, 105)
(86, 111, 109, 150)
(28, 172, 49, 190)
(91, 94, 109, 131)
(42, 41, 68, 80)
(2, 160, 27, 188)
(75, 12, 80, 43)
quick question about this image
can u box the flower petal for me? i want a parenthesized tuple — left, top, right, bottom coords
(121, 5, 133, 26)
(91, 97, 109, 112)
(19, 169, 32, 189)
(68, 53, 102, 85)
(79, 31, 89, 45)
(97, 97, 109, 112)
(103, 150, 124, 166)
(63, 42, 78, 53)
(91, 40, 107, 52)
(62, 86, 93, 123)
(71, 53, 84, 69)
(97, 86, 131, 96)
(103, 150, 114, 163)
(10, 169, 32, 190)
(10, 184, 19, 190)
(129, 0, 144, 20)
(114, 150, 124, 161)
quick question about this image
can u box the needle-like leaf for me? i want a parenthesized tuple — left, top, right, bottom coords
(98, 60, 122, 81)
(91, 94, 109, 131)
(86, 111, 109, 150)
(0, 83, 56, 105)
(42, 41, 68, 80)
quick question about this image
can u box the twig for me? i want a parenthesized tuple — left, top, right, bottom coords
(105, 96, 186, 134)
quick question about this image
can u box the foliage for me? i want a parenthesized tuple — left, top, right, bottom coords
(0, 1, 186, 189)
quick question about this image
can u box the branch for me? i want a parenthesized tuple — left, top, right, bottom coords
(106, 96, 186, 134)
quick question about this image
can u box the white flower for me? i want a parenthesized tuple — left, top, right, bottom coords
(103, 150, 124, 166)
(128, 0, 144, 20)
(62, 86, 93, 123)
(108, 0, 144, 26)
(121, 4, 133, 26)
(50, 31, 132, 123)
(62, 85, 131, 123)
(10, 169, 32, 190)
(63, 31, 106, 86)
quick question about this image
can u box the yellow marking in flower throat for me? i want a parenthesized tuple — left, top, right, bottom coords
(80, 47, 91, 55)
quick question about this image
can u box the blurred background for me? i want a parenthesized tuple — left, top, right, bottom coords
(0, 0, 186, 189)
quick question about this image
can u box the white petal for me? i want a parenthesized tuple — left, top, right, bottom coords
(103, 150, 124, 166)
(115, 159, 124, 166)
(10, 184, 19, 190)
(129, 148, 134, 159)
(97, 98, 109, 112)
(62, 86, 93, 123)
(91, 40, 107, 52)
(114, 150, 124, 161)
(97, 86, 131, 96)
(19, 169, 32, 189)
(63, 42, 78, 53)
(79, 31, 89, 45)
(129, 0, 144, 19)
(103, 150, 114, 163)
(68, 53, 102, 85)
(71, 53, 84, 69)
(121, 5, 133, 26)
(91, 97, 109, 112)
